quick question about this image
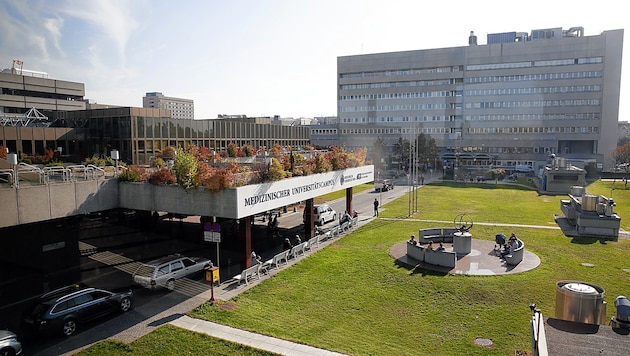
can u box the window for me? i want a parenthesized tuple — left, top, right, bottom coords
(182, 258, 195, 268)
(171, 261, 184, 272)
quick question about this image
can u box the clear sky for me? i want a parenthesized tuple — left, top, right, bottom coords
(0, 0, 627, 120)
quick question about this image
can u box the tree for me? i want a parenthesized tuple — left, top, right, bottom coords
(312, 153, 331, 173)
(173, 148, 198, 190)
(414, 133, 439, 162)
(370, 138, 387, 171)
(392, 137, 411, 171)
(612, 141, 630, 172)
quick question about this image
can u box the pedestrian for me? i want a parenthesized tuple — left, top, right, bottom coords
(373, 198, 379, 217)
(272, 215, 279, 237)
(421, 175, 425, 185)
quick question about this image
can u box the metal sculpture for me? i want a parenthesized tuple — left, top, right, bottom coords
(453, 214, 473, 232)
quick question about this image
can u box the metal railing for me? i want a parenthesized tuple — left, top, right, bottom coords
(1, 163, 113, 188)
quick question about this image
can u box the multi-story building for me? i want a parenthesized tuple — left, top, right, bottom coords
(0, 71, 309, 164)
(333, 27, 623, 171)
(143, 92, 194, 120)
(0, 68, 85, 117)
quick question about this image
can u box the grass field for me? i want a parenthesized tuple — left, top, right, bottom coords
(79, 179, 630, 355)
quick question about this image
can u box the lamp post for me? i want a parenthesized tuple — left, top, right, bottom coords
(111, 150, 119, 177)
(7, 152, 18, 188)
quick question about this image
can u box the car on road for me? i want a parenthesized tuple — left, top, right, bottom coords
(132, 255, 211, 290)
(0, 329, 22, 356)
(303, 204, 337, 226)
(22, 285, 133, 337)
(374, 179, 393, 192)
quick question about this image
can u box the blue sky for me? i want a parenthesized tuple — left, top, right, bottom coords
(0, 0, 627, 120)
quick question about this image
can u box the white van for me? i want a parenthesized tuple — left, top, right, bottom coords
(303, 204, 337, 226)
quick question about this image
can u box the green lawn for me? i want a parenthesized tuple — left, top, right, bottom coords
(79, 180, 630, 355)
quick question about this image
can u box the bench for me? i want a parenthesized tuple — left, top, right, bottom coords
(504, 239, 524, 266)
(232, 263, 261, 286)
(305, 235, 319, 251)
(330, 226, 341, 237)
(351, 216, 359, 227)
(287, 241, 307, 260)
(340, 221, 350, 232)
(419, 228, 458, 244)
(262, 250, 290, 271)
(406, 241, 456, 268)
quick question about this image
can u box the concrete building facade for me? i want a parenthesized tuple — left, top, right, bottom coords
(332, 27, 623, 171)
(143, 91, 194, 120)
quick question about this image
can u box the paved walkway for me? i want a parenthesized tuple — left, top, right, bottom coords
(171, 315, 347, 356)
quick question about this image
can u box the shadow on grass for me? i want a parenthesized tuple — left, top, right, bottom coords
(570, 236, 613, 245)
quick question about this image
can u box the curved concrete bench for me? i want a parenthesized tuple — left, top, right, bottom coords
(419, 228, 458, 244)
(406, 242, 456, 268)
(504, 239, 524, 266)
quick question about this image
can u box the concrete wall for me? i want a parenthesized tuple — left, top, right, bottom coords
(118, 183, 238, 218)
(0, 179, 118, 228)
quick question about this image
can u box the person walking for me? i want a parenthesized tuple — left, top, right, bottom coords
(373, 198, 379, 217)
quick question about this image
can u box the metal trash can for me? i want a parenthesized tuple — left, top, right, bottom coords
(555, 280, 606, 325)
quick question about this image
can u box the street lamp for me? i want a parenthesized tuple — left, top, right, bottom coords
(7, 152, 18, 188)
(111, 150, 119, 177)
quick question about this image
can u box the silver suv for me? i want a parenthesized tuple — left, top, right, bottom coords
(303, 204, 337, 226)
(132, 255, 211, 290)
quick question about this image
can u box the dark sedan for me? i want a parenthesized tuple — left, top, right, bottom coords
(22, 285, 133, 337)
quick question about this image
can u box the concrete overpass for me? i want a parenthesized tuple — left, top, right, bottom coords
(0, 165, 375, 269)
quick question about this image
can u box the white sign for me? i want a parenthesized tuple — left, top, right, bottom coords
(204, 231, 221, 243)
(236, 165, 374, 217)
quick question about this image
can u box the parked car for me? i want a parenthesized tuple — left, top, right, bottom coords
(303, 204, 337, 226)
(22, 285, 133, 337)
(0, 329, 22, 356)
(386, 170, 399, 179)
(132, 255, 211, 290)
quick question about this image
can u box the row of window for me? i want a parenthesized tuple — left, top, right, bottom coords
(340, 66, 462, 79)
(466, 57, 602, 71)
(340, 116, 455, 123)
(340, 78, 457, 90)
(466, 85, 601, 96)
(466, 70, 601, 84)
(340, 70, 602, 93)
(467, 126, 598, 134)
(339, 90, 459, 101)
(465, 99, 600, 109)
(340, 97, 600, 113)
(341, 103, 453, 112)
(339, 57, 601, 80)
(339, 83, 601, 103)
(464, 113, 600, 121)
(330, 125, 598, 136)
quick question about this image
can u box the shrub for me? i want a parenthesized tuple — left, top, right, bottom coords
(268, 158, 287, 181)
(152, 157, 166, 168)
(148, 168, 176, 185)
(118, 166, 148, 182)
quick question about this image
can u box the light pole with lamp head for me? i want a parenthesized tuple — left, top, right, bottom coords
(7, 152, 18, 188)
(111, 150, 119, 177)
